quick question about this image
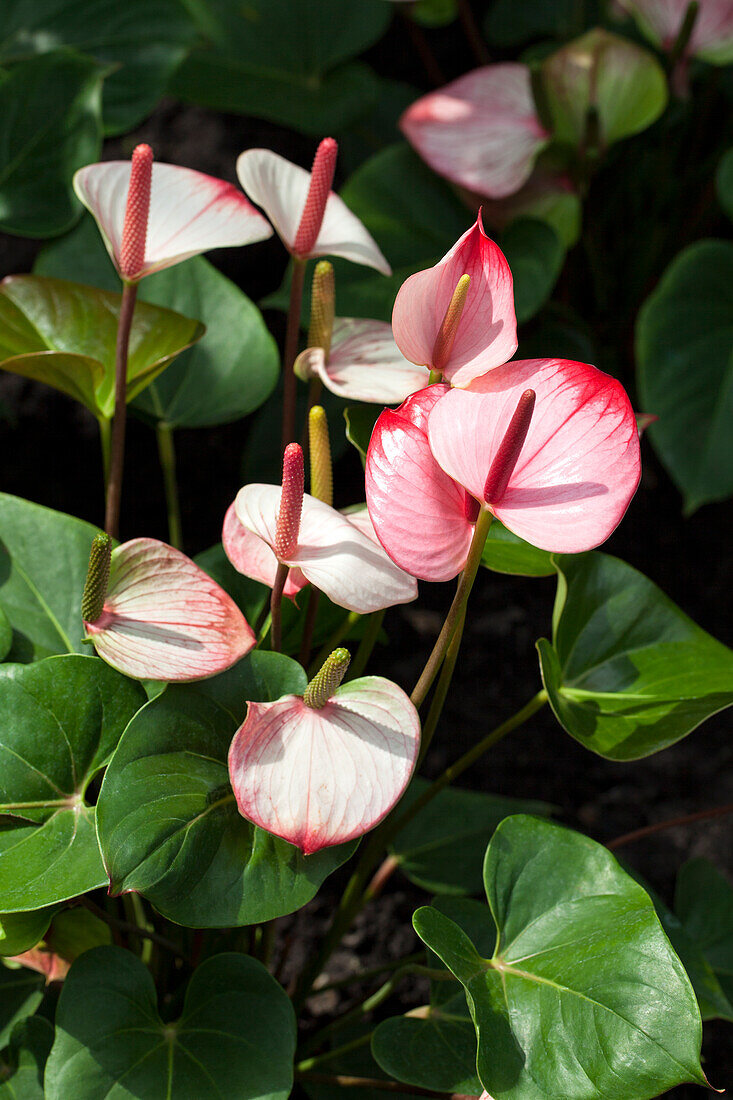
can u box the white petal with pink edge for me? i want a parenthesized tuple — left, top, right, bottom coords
(228, 678, 420, 854)
(74, 161, 273, 278)
(617, 0, 733, 61)
(235, 149, 391, 273)
(295, 318, 429, 403)
(222, 504, 308, 598)
(85, 538, 255, 681)
(235, 485, 417, 613)
(427, 359, 641, 554)
(392, 214, 517, 387)
(400, 64, 550, 199)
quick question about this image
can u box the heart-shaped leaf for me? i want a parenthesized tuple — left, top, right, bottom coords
(0, 604, 11, 661)
(676, 858, 733, 1006)
(481, 519, 556, 577)
(0, 275, 204, 419)
(414, 815, 707, 1099)
(636, 239, 733, 512)
(0, 655, 146, 910)
(390, 779, 554, 895)
(537, 551, 733, 759)
(500, 218, 564, 323)
(0, 965, 44, 1049)
(0, 1017, 53, 1099)
(36, 218, 280, 428)
(45, 947, 296, 1100)
(96, 653, 358, 926)
(0, 50, 103, 238)
(345, 405, 382, 466)
(0, 493, 103, 661)
(0, 0, 197, 136)
(0, 907, 59, 958)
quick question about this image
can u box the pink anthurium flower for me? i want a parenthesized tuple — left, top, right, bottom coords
(223, 503, 308, 600)
(367, 359, 641, 581)
(8, 947, 71, 984)
(295, 318, 429, 404)
(228, 648, 420, 854)
(81, 534, 255, 681)
(400, 65, 550, 200)
(392, 213, 517, 388)
(236, 139, 391, 274)
(74, 144, 273, 281)
(618, 0, 733, 64)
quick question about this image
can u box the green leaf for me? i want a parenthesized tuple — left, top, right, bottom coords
(344, 404, 382, 466)
(0, 966, 44, 1050)
(481, 519, 556, 578)
(0, 493, 101, 661)
(96, 653, 358, 927)
(0, 604, 11, 661)
(0, 1, 197, 135)
(0, 1017, 54, 1100)
(46, 908, 111, 961)
(0, 50, 103, 238)
(390, 779, 554, 895)
(0, 275, 204, 420)
(415, 815, 707, 1099)
(537, 551, 733, 760)
(0, 908, 58, 958)
(410, 0, 457, 28)
(170, 0, 390, 133)
(36, 220, 280, 428)
(636, 239, 733, 511)
(0, 655, 146, 910)
(541, 29, 668, 148)
(500, 218, 564, 323)
(717, 148, 733, 223)
(676, 858, 733, 1006)
(45, 947, 295, 1100)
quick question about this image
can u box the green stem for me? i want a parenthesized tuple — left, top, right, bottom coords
(347, 609, 385, 680)
(282, 258, 306, 450)
(98, 416, 112, 494)
(156, 423, 183, 550)
(312, 951, 425, 994)
(416, 604, 466, 769)
(411, 508, 492, 710)
(296, 1034, 371, 1074)
(105, 280, 138, 539)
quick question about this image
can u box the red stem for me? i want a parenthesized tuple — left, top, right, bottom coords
(105, 282, 138, 538)
(607, 803, 733, 850)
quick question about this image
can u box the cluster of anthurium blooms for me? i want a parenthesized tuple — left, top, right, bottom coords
(71, 133, 641, 858)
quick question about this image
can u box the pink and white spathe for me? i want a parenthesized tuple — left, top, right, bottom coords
(74, 147, 272, 281)
(295, 318, 429, 404)
(223, 503, 308, 599)
(228, 651, 420, 854)
(236, 141, 391, 274)
(84, 538, 255, 681)
(400, 65, 550, 200)
(392, 214, 517, 388)
(618, 0, 733, 63)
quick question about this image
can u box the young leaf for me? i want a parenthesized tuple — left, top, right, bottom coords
(537, 551, 733, 759)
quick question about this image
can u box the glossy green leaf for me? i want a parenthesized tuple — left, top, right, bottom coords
(0, 0, 196, 135)
(0, 604, 11, 661)
(0, 494, 101, 661)
(0, 275, 204, 420)
(0, 656, 146, 910)
(390, 780, 554, 895)
(0, 1017, 54, 1100)
(0, 966, 44, 1050)
(676, 858, 733, 1005)
(45, 947, 295, 1100)
(481, 520, 556, 578)
(415, 815, 706, 1099)
(96, 653, 357, 927)
(717, 148, 733, 223)
(171, 0, 390, 133)
(537, 551, 733, 760)
(0, 908, 58, 958)
(0, 51, 103, 238)
(344, 404, 382, 466)
(541, 29, 667, 148)
(36, 220, 280, 428)
(501, 218, 564, 323)
(636, 239, 733, 511)
(46, 908, 111, 961)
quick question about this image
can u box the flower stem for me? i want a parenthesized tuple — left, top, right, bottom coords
(411, 508, 492, 710)
(416, 603, 466, 768)
(156, 423, 183, 550)
(282, 258, 307, 450)
(270, 562, 290, 652)
(347, 609, 385, 681)
(608, 802, 733, 850)
(98, 416, 112, 493)
(296, 1034, 371, 1074)
(105, 281, 138, 539)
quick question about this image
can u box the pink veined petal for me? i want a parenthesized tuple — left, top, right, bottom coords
(400, 64, 550, 200)
(297, 318, 430, 404)
(366, 385, 475, 582)
(342, 506, 419, 599)
(85, 538, 256, 681)
(222, 504, 308, 598)
(618, 0, 733, 60)
(228, 678, 420, 854)
(427, 359, 641, 554)
(235, 149, 391, 274)
(392, 214, 517, 387)
(8, 949, 70, 984)
(235, 485, 417, 613)
(73, 162, 272, 278)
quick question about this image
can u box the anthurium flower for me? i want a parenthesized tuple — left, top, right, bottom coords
(8, 948, 70, 984)
(228, 648, 420, 854)
(236, 140, 391, 274)
(392, 213, 517, 387)
(295, 318, 429, 404)
(223, 503, 308, 599)
(74, 144, 272, 280)
(400, 65, 550, 200)
(618, 0, 733, 64)
(82, 533, 255, 681)
(367, 359, 641, 581)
